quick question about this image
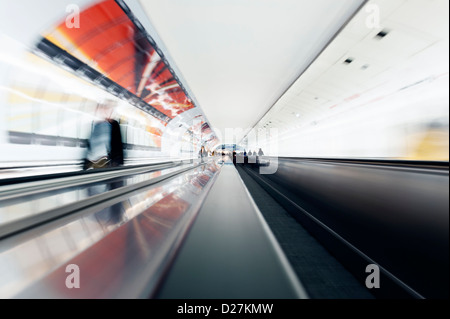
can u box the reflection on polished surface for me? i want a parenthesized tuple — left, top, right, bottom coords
(0, 164, 199, 227)
(0, 161, 221, 298)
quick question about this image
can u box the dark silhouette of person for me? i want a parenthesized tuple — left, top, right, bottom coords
(108, 118, 124, 167)
(83, 100, 124, 170)
(256, 148, 265, 166)
(83, 120, 111, 170)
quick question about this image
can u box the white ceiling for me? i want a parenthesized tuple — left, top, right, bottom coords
(0, 0, 93, 46)
(138, 0, 366, 144)
(252, 0, 449, 140)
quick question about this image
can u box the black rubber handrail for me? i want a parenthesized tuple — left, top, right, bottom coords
(260, 156, 449, 170)
(280, 157, 449, 170)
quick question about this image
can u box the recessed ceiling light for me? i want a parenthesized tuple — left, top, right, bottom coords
(375, 29, 389, 39)
(344, 58, 354, 64)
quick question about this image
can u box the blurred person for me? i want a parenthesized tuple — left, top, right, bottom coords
(83, 100, 124, 170)
(258, 148, 264, 156)
(248, 150, 257, 166)
(108, 115, 124, 167)
(199, 145, 208, 163)
(256, 148, 264, 166)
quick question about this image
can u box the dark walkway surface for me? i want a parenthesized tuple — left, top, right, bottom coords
(156, 165, 307, 299)
(236, 165, 374, 299)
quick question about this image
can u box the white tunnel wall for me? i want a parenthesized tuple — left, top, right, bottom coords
(244, 0, 449, 161)
(0, 0, 448, 165)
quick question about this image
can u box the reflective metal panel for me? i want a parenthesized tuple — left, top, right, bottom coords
(0, 161, 221, 298)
